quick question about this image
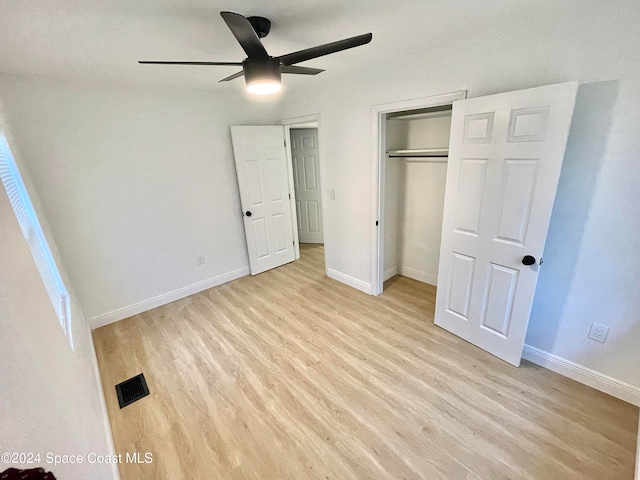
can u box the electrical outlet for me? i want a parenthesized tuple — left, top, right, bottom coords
(588, 323, 609, 343)
(196, 254, 205, 265)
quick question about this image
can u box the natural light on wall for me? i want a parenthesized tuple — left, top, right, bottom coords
(0, 136, 73, 348)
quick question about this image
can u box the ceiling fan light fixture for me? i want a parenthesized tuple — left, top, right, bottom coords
(247, 81, 282, 95)
(138, 12, 373, 94)
(244, 59, 282, 95)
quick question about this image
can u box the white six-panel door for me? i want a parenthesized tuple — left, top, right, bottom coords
(290, 128, 324, 244)
(230, 126, 296, 275)
(435, 82, 578, 366)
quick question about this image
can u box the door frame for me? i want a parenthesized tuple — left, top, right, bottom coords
(371, 91, 467, 295)
(278, 114, 325, 262)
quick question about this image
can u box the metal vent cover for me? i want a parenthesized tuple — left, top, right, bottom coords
(115, 373, 150, 408)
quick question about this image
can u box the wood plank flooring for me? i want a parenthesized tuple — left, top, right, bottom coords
(94, 244, 638, 480)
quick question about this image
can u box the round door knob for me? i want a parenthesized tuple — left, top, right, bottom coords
(245, 211, 252, 217)
(522, 255, 536, 266)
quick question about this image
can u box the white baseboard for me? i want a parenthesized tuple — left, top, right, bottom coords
(399, 266, 438, 286)
(384, 265, 398, 281)
(88, 266, 250, 329)
(522, 344, 640, 406)
(327, 268, 372, 295)
(88, 325, 121, 480)
(636, 418, 639, 480)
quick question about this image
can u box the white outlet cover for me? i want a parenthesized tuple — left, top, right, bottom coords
(588, 323, 609, 343)
(196, 254, 205, 265)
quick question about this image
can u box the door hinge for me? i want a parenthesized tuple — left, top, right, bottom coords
(289, 193, 291, 200)
(376, 220, 379, 226)
(293, 241, 295, 246)
(284, 140, 287, 147)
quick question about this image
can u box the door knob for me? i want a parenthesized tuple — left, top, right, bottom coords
(522, 255, 536, 266)
(245, 211, 252, 217)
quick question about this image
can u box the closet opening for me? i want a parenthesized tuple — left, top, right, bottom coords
(383, 105, 451, 290)
(371, 91, 467, 295)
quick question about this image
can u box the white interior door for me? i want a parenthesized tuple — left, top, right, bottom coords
(435, 82, 578, 366)
(230, 126, 295, 275)
(290, 128, 324, 244)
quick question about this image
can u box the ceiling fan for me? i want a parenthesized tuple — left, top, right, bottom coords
(139, 11, 372, 95)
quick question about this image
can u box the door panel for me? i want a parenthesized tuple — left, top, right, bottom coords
(304, 156, 318, 189)
(454, 159, 487, 236)
(245, 161, 264, 206)
(446, 252, 475, 319)
(435, 82, 578, 366)
(494, 159, 538, 245)
(480, 263, 519, 336)
(231, 126, 295, 275)
(252, 218, 269, 259)
(290, 128, 324, 243)
(307, 201, 321, 232)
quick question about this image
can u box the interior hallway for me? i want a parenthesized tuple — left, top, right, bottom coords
(94, 244, 638, 479)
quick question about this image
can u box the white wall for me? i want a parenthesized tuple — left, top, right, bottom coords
(382, 120, 404, 279)
(0, 76, 278, 323)
(398, 160, 447, 286)
(0, 103, 116, 479)
(278, 3, 640, 391)
(382, 161, 401, 280)
(405, 115, 452, 150)
(399, 114, 451, 286)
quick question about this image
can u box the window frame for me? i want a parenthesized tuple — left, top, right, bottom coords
(0, 135, 73, 348)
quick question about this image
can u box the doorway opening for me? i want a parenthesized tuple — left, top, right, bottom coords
(289, 127, 324, 246)
(372, 91, 466, 296)
(280, 115, 326, 268)
(229, 116, 327, 276)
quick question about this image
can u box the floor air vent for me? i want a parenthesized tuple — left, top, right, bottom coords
(115, 373, 150, 408)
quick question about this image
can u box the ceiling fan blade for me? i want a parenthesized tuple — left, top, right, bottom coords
(219, 71, 245, 82)
(280, 66, 325, 75)
(220, 11, 270, 59)
(278, 33, 372, 66)
(138, 61, 242, 66)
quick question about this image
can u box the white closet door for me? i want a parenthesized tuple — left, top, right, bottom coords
(435, 82, 578, 366)
(230, 126, 296, 275)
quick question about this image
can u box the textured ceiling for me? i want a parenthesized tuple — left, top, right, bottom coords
(0, 0, 584, 90)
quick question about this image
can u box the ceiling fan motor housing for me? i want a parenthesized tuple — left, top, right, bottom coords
(247, 16, 271, 38)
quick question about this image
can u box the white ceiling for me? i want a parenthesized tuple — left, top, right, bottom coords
(0, 0, 583, 90)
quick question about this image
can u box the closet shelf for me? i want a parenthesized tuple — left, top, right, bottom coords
(386, 148, 449, 158)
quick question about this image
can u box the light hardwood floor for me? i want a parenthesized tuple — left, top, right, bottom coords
(94, 244, 638, 480)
